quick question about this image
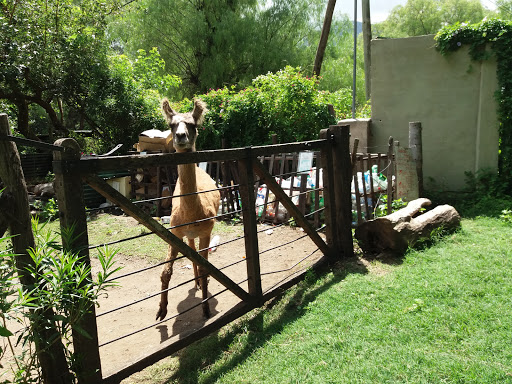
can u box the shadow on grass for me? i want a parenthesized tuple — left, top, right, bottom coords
(160, 259, 367, 384)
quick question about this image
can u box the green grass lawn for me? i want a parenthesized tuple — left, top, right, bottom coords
(124, 216, 512, 383)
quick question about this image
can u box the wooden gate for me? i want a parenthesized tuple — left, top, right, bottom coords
(48, 125, 353, 383)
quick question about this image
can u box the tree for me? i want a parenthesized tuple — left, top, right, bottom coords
(0, 0, 116, 139)
(374, 0, 485, 38)
(108, 0, 325, 97)
(496, 0, 512, 19)
(0, 0, 180, 152)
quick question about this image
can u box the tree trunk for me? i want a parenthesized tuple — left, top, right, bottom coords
(313, 0, 336, 77)
(354, 198, 461, 255)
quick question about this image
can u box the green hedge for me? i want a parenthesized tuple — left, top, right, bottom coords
(171, 66, 369, 150)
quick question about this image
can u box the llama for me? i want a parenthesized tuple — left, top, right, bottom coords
(156, 98, 221, 320)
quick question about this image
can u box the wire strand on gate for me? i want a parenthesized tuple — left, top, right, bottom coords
(86, 183, 240, 213)
(259, 233, 310, 255)
(262, 248, 321, 294)
(98, 255, 247, 317)
(98, 278, 248, 348)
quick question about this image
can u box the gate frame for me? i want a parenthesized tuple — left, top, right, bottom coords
(51, 125, 353, 383)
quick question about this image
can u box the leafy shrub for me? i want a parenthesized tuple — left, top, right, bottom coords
(0, 220, 120, 382)
(170, 67, 368, 150)
(500, 209, 512, 224)
(33, 198, 59, 221)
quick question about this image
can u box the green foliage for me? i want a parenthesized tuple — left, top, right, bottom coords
(33, 198, 59, 221)
(78, 48, 179, 154)
(500, 209, 512, 224)
(316, 17, 368, 104)
(373, 195, 408, 218)
(171, 67, 365, 150)
(108, 0, 324, 97)
(436, 20, 512, 194)
(0, 220, 121, 382)
(374, 0, 486, 38)
(0, 0, 181, 154)
(427, 168, 512, 217)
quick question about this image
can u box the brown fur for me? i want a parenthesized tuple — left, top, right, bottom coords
(156, 99, 220, 320)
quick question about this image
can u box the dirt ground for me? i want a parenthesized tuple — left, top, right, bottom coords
(92, 218, 325, 379)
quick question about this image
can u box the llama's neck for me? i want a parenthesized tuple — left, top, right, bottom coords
(177, 162, 200, 208)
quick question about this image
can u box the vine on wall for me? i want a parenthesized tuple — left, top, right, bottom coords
(436, 19, 512, 193)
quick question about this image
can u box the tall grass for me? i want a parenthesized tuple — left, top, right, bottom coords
(124, 216, 512, 383)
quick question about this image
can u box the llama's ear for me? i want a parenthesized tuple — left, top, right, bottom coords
(192, 98, 207, 126)
(161, 98, 176, 124)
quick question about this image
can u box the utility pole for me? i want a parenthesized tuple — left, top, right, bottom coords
(313, 0, 337, 77)
(362, 0, 372, 101)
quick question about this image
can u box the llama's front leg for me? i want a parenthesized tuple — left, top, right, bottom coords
(156, 244, 179, 321)
(198, 236, 211, 318)
(187, 238, 200, 290)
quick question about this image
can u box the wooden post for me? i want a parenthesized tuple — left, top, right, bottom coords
(53, 138, 102, 383)
(351, 138, 359, 173)
(386, 137, 394, 215)
(409, 122, 423, 196)
(237, 149, 262, 299)
(319, 128, 337, 251)
(330, 125, 354, 258)
(0, 114, 71, 383)
(362, 0, 372, 101)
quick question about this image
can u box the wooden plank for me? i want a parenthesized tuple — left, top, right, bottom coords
(351, 138, 359, 172)
(62, 140, 329, 175)
(53, 138, 103, 383)
(314, 160, 320, 229)
(0, 114, 72, 383)
(367, 154, 375, 219)
(387, 137, 394, 214)
(353, 156, 363, 224)
(237, 152, 263, 298)
(299, 174, 307, 215)
(83, 174, 252, 303)
(252, 160, 330, 256)
(319, 129, 336, 249)
(360, 157, 370, 220)
(273, 154, 287, 223)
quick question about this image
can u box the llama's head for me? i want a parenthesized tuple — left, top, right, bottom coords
(161, 98, 207, 152)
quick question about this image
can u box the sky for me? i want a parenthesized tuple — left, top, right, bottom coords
(336, 0, 498, 23)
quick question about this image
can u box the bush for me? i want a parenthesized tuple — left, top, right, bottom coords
(171, 67, 369, 150)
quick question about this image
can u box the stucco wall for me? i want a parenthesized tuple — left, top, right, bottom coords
(370, 34, 499, 190)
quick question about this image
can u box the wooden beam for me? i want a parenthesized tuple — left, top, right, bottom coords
(237, 151, 262, 298)
(82, 174, 252, 303)
(0, 114, 71, 383)
(330, 125, 354, 258)
(252, 160, 331, 256)
(53, 138, 103, 383)
(57, 140, 329, 175)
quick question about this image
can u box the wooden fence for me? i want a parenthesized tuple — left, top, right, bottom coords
(22, 124, 350, 383)
(126, 143, 395, 228)
(1, 115, 398, 382)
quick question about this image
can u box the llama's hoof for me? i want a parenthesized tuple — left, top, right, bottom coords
(156, 307, 167, 321)
(202, 303, 211, 319)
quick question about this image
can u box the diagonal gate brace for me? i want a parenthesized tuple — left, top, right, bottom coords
(83, 174, 252, 303)
(252, 160, 332, 256)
